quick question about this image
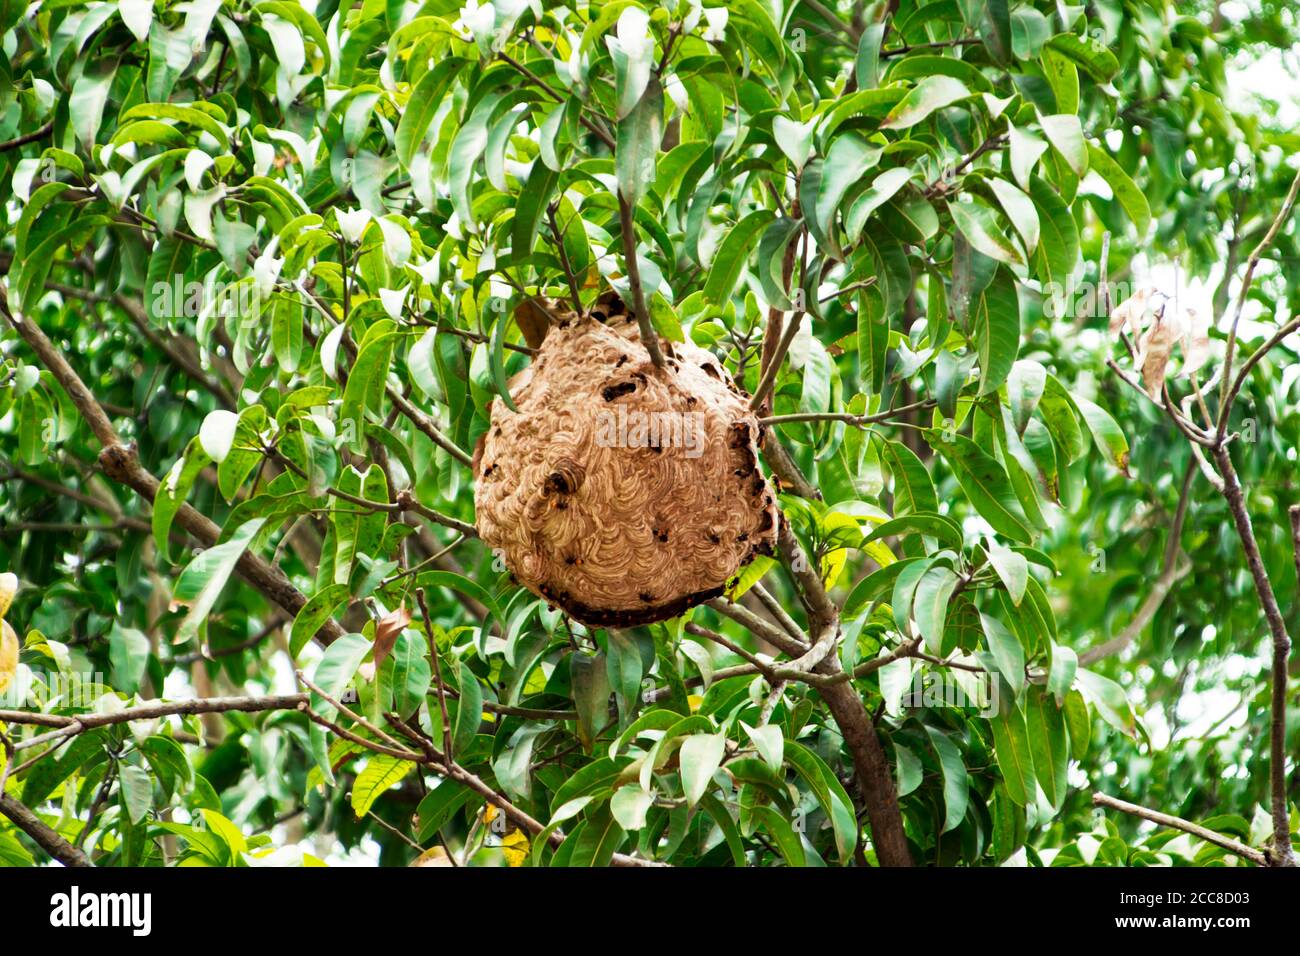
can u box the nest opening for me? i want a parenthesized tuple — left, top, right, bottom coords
(473, 299, 779, 627)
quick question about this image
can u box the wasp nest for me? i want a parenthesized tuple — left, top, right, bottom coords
(473, 298, 779, 627)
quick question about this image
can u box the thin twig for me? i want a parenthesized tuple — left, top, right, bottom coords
(617, 195, 665, 368)
(1217, 166, 1300, 435)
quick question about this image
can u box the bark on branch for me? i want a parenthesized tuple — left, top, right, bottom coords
(0, 792, 93, 867)
(1092, 791, 1269, 866)
(1212, 444, 1296, 866)
(776, 520, 913, 866)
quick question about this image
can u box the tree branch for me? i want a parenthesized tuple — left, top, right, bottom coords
(1212, 443, 1296, 866)
(617, 195, 666, 368)
(775, 518, 913, 866)
(0, 791, 93, 867)
(0, 289, 348, 649)
(0, 120, 53, 153)
(1217, 166, 1300, 433)
(1092, 792, 1269, 866)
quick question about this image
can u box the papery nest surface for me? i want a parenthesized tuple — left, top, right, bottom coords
(473, 298, 779, 627)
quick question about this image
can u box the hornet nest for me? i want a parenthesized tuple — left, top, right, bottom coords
(473, 294, 779, 627)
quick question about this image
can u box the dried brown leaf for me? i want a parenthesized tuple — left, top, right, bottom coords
(1138, 310, 1179, 397)
(373, 605, 412, 670)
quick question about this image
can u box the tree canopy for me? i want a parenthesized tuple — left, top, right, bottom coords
(1, 0, 1298, 868)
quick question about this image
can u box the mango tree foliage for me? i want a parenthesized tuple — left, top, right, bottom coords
(0, 0, 1297, 867)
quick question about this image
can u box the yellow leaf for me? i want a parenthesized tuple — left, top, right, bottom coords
(687, 694, 703, 712)
(820, 546, 848, 589)
(0, 572, 16, 619)
(864, 540, 897, 569)
(351, 755, 416, 818)
(411, 846, 455, 867)
(501, 828, 529, 867)
(0, 620, 18, 696)
(727, 555, 776, 600)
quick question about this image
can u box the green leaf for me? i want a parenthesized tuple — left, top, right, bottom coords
(616, 77, 663, 204)
(69, 67, 113, 148)
(784, 741, 857, 863)
(864, 514, 964, 551)
(1046, 32, 1120, 83)
(395, 58, 466, 165)
(679, 732, 725, 806)
(255, 1, 331, 68)
(914, 566, 960, 654)
(895, 743, 923, 797)
(453, 660, 483, 755)
(291, 584, 350, 658)
(948, 199, 1025, 270)
(881, 75, 971, 130)
(610, 786, 654, 830)
(511, 159, 559, 261)
(854, 21, 886, 89)
(417, 781, 472, 841)
(925, 727, 969, 833)
(929, 432, 1034, 543)
(1063, 689, 1091, 760)
(309, 632, 370, 716)
(881, 439, 938, 516)
(118, 764, 153, 825)
(990, 705, 1036, 807)
(108, 624, 150, 693)
(814, 133, 881, 234)
(740, 721, 784, 772)
(1008, 124, 1048, 191)
(985, 539, 1028, 605)
(749, 805, 805, 866)
(1075, 668, 1137, 737)
(339, 323, 397, 453)
(570, 651, 611, 750)
(845, 167, 914, 243)
(271, 294, 304, 373)
(413, 571, 502, 639)
(857, 284, 889, 395)
(1006, 359, 1046, 435)
(1039, 374, 1086, 463)
(14, 182, 71, 260)
(489, 304, 520, 413)
(1047, 644, 1078, 706)
(1041, 44, 1080, 114)
(1030, 175, 1080, 288)
(172, 518, 267, 646)
(564, 808, 626, 867)
(988, 178, 1039, 255)
(703, 209, 775, 305)
(154, 437, 213, 561)
(756, 216, 801, 310)
(980, 610, 1025, 693)
(1071, 393, 1130, 474)
(1038, 113, 1088, 177)
(1026, 688, 1068, 809)
(977, 0, 1012, 63)
(386, 630, 432, 718)
(1086, 143, 1152, 239)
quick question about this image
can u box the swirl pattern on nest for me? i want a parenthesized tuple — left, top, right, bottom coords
(473, 306, 779, 627)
